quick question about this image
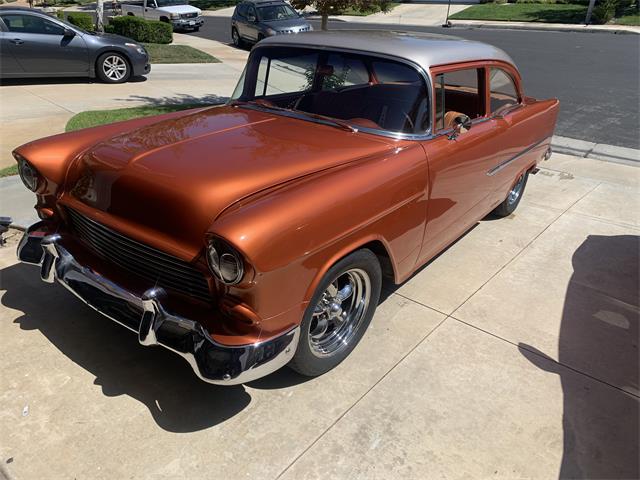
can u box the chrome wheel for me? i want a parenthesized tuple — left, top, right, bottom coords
(507, 173, 526, 206)
(102, 55, 128, 82)
(308, 268, 371, 358)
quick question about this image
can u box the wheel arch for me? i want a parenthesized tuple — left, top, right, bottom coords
(302, 236, 397, 304)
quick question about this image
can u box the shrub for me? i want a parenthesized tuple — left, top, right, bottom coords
(593, 0, 619, 22)
(106, 16, 172, 44)
(66, 12, 95, 31)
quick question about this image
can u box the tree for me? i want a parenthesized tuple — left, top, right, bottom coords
(95, 0, 105, 32)
(291, 0, 392, 31)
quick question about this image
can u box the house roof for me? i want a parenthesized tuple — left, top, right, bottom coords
(259, 30, 516, 72)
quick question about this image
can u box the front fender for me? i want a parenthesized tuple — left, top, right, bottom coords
(209, 141, 429, 329)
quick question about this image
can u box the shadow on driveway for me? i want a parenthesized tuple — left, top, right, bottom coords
(520, 234, 639, 479)
(1, 261, 251, 433)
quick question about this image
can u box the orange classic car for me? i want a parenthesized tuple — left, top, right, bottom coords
(16, 31, 559, 384)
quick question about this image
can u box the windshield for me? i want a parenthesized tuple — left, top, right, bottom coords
(156, 0, 188, 6)
(230, 47, 430, 135)
(257, 4, 299, 21)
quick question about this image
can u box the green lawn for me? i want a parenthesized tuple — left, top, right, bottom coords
(337, 2, 400, 16)
(450, 3, 588, 23)
(615, 13, 640, 24)
(65, 104, 217, 132)
(190, 0, 237, 10)
(143, 44, 219, 64)
(0, 164, 18, 178)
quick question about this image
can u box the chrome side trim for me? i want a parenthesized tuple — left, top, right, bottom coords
(20, 229, 300, 386)
(486, 137, 550, 177)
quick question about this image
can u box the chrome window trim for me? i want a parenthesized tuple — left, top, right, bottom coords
(230, 44, 435, 141)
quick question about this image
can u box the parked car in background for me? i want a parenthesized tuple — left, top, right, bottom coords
(231, 0, 311, 47)
(0, 7, 150, 83)
(15, 31, 558, 385)
(121, 0, 203, 31)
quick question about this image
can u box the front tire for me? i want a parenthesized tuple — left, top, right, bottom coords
(231, 27, 243, 47)
(492, 171, 529, 217)
(96, 52, 131, 84)
(289, 249, 382, 377)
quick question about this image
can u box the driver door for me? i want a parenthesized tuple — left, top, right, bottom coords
(244, 4, 259, 41)
(144, 0, 157, 20)
(0, 13, 88, 75)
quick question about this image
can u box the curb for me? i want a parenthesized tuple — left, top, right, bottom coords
(551, 136, 640, 166)
(448, 21, 639, 35)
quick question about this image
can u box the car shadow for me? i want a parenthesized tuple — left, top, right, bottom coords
(0, 76, 147, 87)
(1, 261, 252, 433)
(519, 234, 639, 479)
(119, 93, 228, 107)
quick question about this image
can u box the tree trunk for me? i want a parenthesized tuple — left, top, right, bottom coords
(95, 0, 105, 32)
(321, 13, 328, 30)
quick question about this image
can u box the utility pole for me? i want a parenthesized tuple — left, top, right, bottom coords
(585, 0, 596, 24)
(96, 0, 105, 32)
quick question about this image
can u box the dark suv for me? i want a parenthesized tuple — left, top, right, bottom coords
(231, 0, 312, 47)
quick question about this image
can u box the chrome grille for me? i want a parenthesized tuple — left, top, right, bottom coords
(66, 208, 212, 302)
(181, 12, 198, 18)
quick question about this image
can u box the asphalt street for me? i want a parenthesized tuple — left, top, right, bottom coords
(194, 18, 640, 149)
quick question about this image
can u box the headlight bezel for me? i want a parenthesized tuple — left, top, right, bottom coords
(206, 239, 244, 285)
(14, 153, 40, 192)
(170, 12, 181, 19)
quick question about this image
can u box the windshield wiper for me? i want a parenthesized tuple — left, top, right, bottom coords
(231, 100, 358, 133)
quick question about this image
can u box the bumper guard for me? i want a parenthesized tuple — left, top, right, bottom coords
(17, 222, 299, 385)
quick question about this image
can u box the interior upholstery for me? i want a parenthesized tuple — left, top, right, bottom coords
(295, 83, 425, 133)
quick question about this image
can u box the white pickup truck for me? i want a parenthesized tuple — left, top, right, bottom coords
(121, 0, 204, 31)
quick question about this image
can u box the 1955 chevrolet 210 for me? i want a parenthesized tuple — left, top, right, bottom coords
(15, 31, 559, 385)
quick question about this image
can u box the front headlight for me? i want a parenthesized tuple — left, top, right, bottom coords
(170, 13, 180, 19)
(14, 153, 40, 192)
(125, 42, 146, 55)
(207, 239, 244, 285)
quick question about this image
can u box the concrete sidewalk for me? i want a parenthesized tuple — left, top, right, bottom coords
(0, 36, 247, 170)
(1, 151, 638, 479)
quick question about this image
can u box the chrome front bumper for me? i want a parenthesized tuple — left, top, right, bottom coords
(17, 222, 299, 385)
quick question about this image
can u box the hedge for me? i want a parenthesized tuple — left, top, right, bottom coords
(66, 12, 95, 31)
(105, 16, 172, 44)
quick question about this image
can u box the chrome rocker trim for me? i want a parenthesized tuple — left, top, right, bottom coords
(17, 224, 299, 386)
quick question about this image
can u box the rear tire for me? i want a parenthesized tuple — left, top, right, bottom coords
(289, 249, 382, 377)
(96, 52, 131, 84)
(492, 171, 529, 217)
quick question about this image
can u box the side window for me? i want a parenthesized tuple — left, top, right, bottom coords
(1, 14, 65, 35)
(247, 5, 257, 20)
(490, 68, 519, 114)
(255, 53, 318, 97)
(321, 54, 369, 91)
(434, 68, 483, 131)
(237, 4, 247, 18)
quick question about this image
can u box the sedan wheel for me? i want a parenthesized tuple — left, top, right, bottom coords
(97, 53, 131, 84)
(289, 249, 381, 377)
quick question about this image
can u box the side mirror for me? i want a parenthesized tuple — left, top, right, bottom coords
(63, 28, 75, 37)
(247, 13, 256, 22)
(448, 114, 472, 140)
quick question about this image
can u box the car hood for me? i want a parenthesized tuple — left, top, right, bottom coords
(263, 18, 309, 30)
(64, 105, 396, 257)
(157, 5, 200, 14)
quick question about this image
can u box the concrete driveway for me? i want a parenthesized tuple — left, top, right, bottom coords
(1, 152, 638, 479)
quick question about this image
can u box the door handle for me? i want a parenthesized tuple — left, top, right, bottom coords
(10, 39, 24, 45)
